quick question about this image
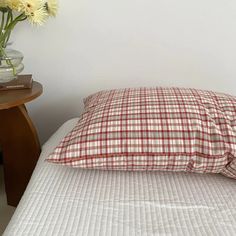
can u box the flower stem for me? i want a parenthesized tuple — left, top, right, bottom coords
(0, 46, 16, 76)
(2, 13, 25, 47)
(0, 11, 26, 76)
(0, 12, 5, 45)
(0, 12, 5, 30)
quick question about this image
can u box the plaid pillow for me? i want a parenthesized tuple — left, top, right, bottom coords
(47, 87, 236, 179)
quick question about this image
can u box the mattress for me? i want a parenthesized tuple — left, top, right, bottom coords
(3, 118, 236, 236)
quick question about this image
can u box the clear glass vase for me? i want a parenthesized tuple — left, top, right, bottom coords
(0, 49, 24, 83)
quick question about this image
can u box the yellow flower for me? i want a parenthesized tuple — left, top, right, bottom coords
(0, 0, 8, 8)
(5, 0, 22, 11)
(46, 0, 58, 17)
(27, 6, 48, 25)
(20, 0, 44, 15)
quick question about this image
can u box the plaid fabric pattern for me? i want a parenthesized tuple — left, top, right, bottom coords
(47, 87, 236, 179)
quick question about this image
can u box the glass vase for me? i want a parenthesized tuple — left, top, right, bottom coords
(0, 49, 24, 83)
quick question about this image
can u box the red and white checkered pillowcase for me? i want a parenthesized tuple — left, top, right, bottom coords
(47, 87, 236, 179)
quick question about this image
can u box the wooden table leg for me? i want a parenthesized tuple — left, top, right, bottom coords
(0, 105, 41, 206)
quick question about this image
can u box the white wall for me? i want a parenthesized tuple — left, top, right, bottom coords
(11, 0, 236, 143)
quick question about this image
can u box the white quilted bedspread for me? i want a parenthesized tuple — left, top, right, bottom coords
(4, 119, 236, 236)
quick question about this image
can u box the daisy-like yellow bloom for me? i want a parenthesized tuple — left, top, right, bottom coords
(0, 0, 9, 8)
(0, 0, 58, 77)
(45, 0, 58, 17)
(20, 0, 44, 15)
(27, 6, 48, 25)
(5, 0, 23, 11)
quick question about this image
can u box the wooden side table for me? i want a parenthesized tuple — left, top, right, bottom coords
(0, 81, 43, 206)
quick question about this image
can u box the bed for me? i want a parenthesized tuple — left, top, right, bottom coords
(3, 118, 236, 236)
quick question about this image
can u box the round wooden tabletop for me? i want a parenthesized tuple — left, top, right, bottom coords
(0, 81, 43, 110)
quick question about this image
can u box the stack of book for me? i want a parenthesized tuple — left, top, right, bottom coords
(0, 74, 33, 91)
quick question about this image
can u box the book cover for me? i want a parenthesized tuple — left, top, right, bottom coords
(0, 74, 33, 91)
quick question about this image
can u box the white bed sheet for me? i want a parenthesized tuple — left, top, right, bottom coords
(3, 118, 236, 236)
